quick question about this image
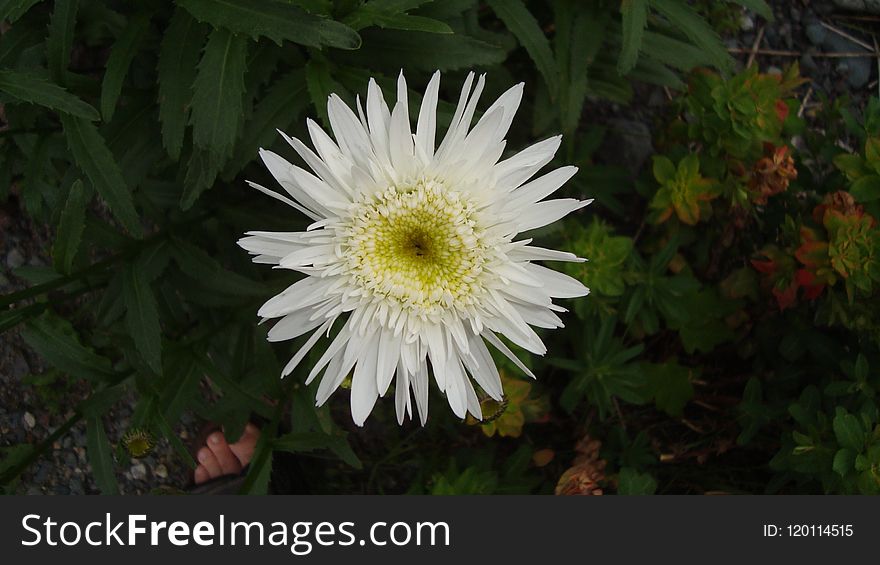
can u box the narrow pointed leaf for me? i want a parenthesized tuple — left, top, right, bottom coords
(177, 0, 361, 49)
(0, 69, 99, 120)
(123, 261, 163, 374)
(487, 0, 559, 97)
(52, 179, 89, 274)
(619, 0, 648, 74)
(86, 415, 119, 494)
(46, 0, 79, 83)
(60, 114, 142, 237)
(100, 12, 150, 121)
(158, 9, 208, 160)
(189, 27, 247, 160)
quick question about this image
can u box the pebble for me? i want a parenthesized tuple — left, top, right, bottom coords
(5, 248, 24, 269)
(154, 464, 168, 479)
(22, 411, 35, 429)
(130, 463, 148, 481)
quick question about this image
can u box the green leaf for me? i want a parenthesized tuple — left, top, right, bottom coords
(487, 0, 558, 97)
(178, 0, 361, 49)
(730, 0, 773, 20)
(833, 448, 856, 477)
(0, 0, 40, 23)
(189, 27, 248, 161)
(640, 30, 714, 71)
(619, 0, 648, 74)
(123, 261, 163, 374)
(151, 401, 197, 469)
(0, 69, 100, 120)
(344, 3, 452, 34)
(100, 13, 150, 121)
(225, 69, 308, 177)
(649, 0, 732, 72)
(86, 414, 119, 495)
(52, 179, 88, 274)
(171, 238, 266, 296)
(181, 147, 223, 209)
(60, 114, 142, 237)
(21, 313, 116, 382)
(849, 174, 880, 202)
(46, 0, 79, 83)
(158, 9, 208, 160)
(305, 57, 340, 125)
(833, 408, 865, 452)
(0, 22, 41, 67)
(643, 362, 694, 417)
(336, 28, 506, 71)
(618, 467, 657, 495)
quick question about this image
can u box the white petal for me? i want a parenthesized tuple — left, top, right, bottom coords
(415, 71, 440, 159)
(246, 181, 321, 221)
(525, 263, 591, 298)
(517, 198, 592, 232)
(506, 166, 579, 210)
(268, 310, 326, 342)
(494, 135, 562, 191)
(281, 318, 334, 377)
(351, 333, 380, 426)
(482, 329, 536, 379)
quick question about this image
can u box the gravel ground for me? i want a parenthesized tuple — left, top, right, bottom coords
(0, 197, 200, 495)
(2, 0, 879, 495)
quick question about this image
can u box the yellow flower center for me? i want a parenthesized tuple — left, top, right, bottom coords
(343, 179, 489, 313)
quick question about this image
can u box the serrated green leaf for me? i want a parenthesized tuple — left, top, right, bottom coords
(0, 0, 40, 23)
(189, 27, 247, 161)
(86, 414, 119, 494)
(100, 13, 150, 121)
(181, 147, 223, 209)
(52, 179, 88, 274)
(171, 238, 266, 296)
(123, 261, 163, 374)
(178, 0, 361, 49)
(487, 0, 558, 97)
(60, 114, 142, 237)
(21, 313, 116, 382)
(305, 57, 340, 126)
(158, 9, 208, 160)
(0, 69, 99, 120)
(336, 28, 506, 71)
(619, 0, 648, 74)
(0, 22, 40, 67)
(640, 31, 714, 71)
(225, 69, 308, 178)
(344, 3, 452, 34)
(649, 0, 732, 72)
(46, 0, 78, 83)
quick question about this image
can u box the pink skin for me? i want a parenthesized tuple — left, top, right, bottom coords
(194, 423, 260, 484)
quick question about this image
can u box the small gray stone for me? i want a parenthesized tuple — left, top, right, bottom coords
(800, 53, 819, 75)
(22, 411, 35, 429)
(130, 463, 147, 481)
(805, 23, 827, 46)
(154, 464, 168, 479)
(5, 248, 24, 269)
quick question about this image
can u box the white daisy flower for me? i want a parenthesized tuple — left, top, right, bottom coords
(239, 71, 591, 426)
